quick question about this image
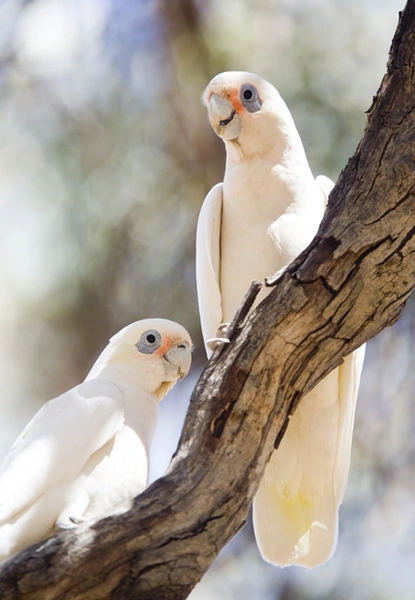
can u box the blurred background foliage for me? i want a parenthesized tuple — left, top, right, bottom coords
(0, 0, 414, 598)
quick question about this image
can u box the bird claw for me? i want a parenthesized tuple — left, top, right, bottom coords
(206, 337, 231, 349)
(55, 515, 83, 531)
(266, 265, 288, 286)
(206, 323, 231, 350)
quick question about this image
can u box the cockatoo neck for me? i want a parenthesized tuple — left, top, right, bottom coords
(90, 363, 162, 453)
(224, 110, 307, 170)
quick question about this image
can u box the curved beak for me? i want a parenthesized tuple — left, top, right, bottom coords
(208, 94, 242, 140)
(164, 342, 192, 380)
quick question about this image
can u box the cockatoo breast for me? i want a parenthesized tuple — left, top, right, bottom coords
(220, 158, 324, 321)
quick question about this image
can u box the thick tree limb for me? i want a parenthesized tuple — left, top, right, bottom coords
(1, 2, 415, 598)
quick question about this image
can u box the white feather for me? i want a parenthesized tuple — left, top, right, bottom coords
(196, 182, 223, 352)
(0, 380, 125, 523)
(0, 318, 192, 562)
(197, 71, 365, 567)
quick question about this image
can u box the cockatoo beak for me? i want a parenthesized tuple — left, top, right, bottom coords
(208, 93, 242, 140)
(163, 343, 192, 380)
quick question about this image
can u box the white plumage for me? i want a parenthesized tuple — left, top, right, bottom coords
(196, 71, 365, 567)
(0, 318, 192, 562)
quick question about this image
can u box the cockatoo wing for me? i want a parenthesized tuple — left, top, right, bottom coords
(0, 379, 124, 523)
(333, 343, 366, 499)
(315, 174, 335, 207)
(253, 343, 366, 567)
(196, 182, 223, 353)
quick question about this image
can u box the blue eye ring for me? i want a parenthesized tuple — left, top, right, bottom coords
(136, 330, 162, 354)
(240, 84, 262, 113)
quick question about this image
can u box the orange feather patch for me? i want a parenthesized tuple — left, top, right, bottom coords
(155, 336, 172, 357)
(228, 86, 244, 113)
(155, 334, 185, 357)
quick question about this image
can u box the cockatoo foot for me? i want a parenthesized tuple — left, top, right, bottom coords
(206, 323, 231, 350)
(266, 265, 288, 287)
(55, 515, 84, 531)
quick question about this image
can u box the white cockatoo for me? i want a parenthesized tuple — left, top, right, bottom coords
(0, 318, 192, 562)
(196, 71, 365, 568)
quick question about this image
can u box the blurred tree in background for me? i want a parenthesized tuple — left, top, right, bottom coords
(0, 0, 413, 599)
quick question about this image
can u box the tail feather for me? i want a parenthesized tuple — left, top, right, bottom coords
(253, 467, 338, 568)
(252, 349, 365, 568)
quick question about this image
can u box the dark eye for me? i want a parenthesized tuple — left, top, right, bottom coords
(136, 329, 162, 354)
(240, 84, 262, 113)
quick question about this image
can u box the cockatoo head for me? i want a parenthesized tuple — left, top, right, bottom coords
(87, 319, 192, 400)
(203, 71, 294, 158)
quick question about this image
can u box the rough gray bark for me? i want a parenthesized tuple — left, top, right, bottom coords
(1, 2, 415, 598)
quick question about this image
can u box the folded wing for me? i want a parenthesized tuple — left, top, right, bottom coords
(0, 378, 124, 523)
(196, 183, 223, 354)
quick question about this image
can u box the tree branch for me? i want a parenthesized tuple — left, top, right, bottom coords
(1, 2, 415, 598)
